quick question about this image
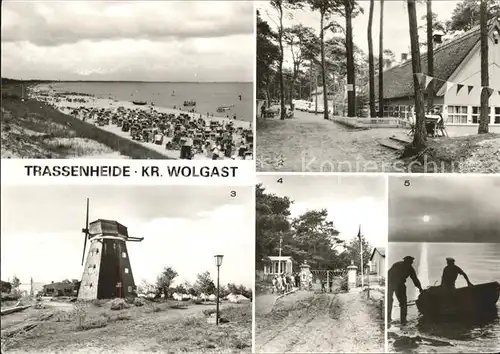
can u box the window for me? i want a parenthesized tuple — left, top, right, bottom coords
(447, 105, 468, 124)
(122, 252, 127, 258)
(495, 107, 500, 124)
(128, 286, 132, 293)
(125, 268, 129, 274)
(472, 106, 481, 124)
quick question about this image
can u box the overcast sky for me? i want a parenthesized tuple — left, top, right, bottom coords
(389, 176, 500, 242)
(1, 0, 254, 82)
(258, 175, 387, 247)
(1, 185, 254, 288)
(259, 0, 460, 67)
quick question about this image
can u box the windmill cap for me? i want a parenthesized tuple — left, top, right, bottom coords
(403, 256, 414, 261)
(446, 257, 455, 262)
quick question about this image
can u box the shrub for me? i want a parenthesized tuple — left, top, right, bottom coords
(133, 297, 146, 307)
(110, 298, 130, 310)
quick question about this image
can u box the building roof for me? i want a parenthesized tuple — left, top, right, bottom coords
(375, 19, 499, 100)
(370, 247, 386, 260)
(89, 219, 128, 238)
(267, 256, 293, 261)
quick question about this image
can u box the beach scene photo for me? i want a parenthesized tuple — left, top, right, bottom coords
(1, 1, 254, 159)
(388, 175, 500, 353)
(1, 185, 254, 353)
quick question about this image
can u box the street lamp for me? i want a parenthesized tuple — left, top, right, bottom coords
(214, 254, 224, 325)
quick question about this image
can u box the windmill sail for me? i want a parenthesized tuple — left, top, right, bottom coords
(81, 198, 89, 266)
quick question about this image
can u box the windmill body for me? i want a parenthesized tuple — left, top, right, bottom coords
(78, 219, 142, 300)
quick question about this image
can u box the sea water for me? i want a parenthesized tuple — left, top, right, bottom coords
(388, 242, 500, 353)
(41, 81, 253, 122)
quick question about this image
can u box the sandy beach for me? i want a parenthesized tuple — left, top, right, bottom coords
(29, 86, 253, 161)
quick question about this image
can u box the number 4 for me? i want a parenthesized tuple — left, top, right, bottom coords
(277, 178, 283, 184)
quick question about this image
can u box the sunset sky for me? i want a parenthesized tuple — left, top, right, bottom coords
(1, 185, 254, 288)
(1, 1, 254, 82)
(389, 176, 500, 242)
(257, 174, 387, 247)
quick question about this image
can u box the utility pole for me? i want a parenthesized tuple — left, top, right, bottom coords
(358, 225, 364, 289)
(278, 234, 283, 274)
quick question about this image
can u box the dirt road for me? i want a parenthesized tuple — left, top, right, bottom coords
(255, 289, 384, 353)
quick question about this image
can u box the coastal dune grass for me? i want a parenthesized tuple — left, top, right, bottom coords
(1, 83, 172, 159)
(1, 299, 251, 353)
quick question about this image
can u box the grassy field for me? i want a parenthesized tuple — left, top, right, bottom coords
(1, 82, 170, 159)
(1, 298, 251, 353)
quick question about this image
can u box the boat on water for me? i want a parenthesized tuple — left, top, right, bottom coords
(183, 100, 196, 107)
(416, 281, 500, 318)
(132, 101, 147, 106)
(216, 105, 234, 113)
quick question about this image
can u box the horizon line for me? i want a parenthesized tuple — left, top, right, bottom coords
(1, 78, 252, 84)
(388, 240, 500, 243)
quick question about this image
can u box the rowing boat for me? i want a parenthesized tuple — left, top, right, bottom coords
(416, 281, 500, 318)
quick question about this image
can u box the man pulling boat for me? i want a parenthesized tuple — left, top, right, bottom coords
(441, 257, 473, 289)
(388, 256, 423, 326)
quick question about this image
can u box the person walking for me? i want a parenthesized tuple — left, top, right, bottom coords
(388, 256, 423, 326)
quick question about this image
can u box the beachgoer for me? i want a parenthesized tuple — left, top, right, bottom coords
(388, 256, 423, 325)
(441, 257, 473, 289)
(212, 145, 220, 160)
(184, 134, 193, 159)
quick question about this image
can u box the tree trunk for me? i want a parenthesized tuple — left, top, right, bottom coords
(408, 0, 427, 149)
(278, 2, 286, 120)
(478, 0, 490, 134)
(320, 11, 329, 120)
(346, 1, 356, 117)
(309, 61, 313, 106)
(426, 0, 434, 111)
(368, 0, 376, 118)
(378, 0, 384, 117)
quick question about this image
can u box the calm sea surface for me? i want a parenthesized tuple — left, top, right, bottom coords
(42, 82, 253, 122)
(388, 242, 500, 353)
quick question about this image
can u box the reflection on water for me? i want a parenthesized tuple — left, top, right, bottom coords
(389, 242, 500, 353)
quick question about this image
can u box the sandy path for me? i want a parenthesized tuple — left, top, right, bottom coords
(257, 111, 400, 172)
(256, 290, 384, 353)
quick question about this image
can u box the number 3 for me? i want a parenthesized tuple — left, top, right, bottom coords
(230, 191, 236, 197)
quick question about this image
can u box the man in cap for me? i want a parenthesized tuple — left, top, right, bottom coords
(388, 256, 423, 326)
(441, 257, 473, 289)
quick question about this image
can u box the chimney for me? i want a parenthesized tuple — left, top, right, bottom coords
(401, 53, 408, 62)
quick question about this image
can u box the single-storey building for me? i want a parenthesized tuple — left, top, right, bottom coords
(375, 18, 500, 126)
(43, 281, 76, 297)
(263, 256, 294, 275)
(1, 280, 12, 293)
(369, 247, 386, 277)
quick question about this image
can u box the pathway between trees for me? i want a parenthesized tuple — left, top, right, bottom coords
(257, 111, 400, 172)
(255, 289, 384, 353)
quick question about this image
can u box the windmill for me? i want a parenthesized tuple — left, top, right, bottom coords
(78, 198, 144, 300)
